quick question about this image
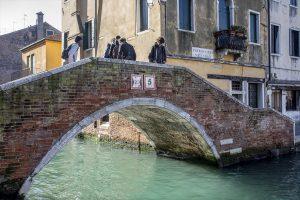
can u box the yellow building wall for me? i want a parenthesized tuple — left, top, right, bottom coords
(167, 58, 265, 93)
(21, 44, 46, 74)
(45, 40, 62, 71)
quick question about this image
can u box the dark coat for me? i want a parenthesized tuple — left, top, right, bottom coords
(112, 42, 119, 59)
(104, 43, 111, 58)
(148, 43, 166, 64)
(118, 42, 136, 61)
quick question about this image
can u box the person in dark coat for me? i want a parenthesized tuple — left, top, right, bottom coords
(112, 35, 121, 59)
(104, 38, 115, 58)
(118, 38, 136, 61)
(148, 37, 166, 64)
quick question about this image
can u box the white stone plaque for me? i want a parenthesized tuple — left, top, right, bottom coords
(144, 75, 156, 90)
(131, 74, 143, 90)
(192, 47, 214, 59)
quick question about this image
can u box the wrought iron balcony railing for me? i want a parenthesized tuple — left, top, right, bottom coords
(214, 30, 247, 53)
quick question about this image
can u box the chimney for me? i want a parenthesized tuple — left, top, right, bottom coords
(36, 12, 44, 40)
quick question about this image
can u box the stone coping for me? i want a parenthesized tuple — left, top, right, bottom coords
(0, 57, 293, 122)
(168, 54, 267, 69)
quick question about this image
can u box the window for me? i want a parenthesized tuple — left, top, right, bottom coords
(272, 90, 282, 112)
(290, 0, 298, 7)
(248, 83, 259, 108)
(83, 20, 94, 50)
(46, 30, 54, 36)
(63, 31, 69, 49)
(271, 24, 280, 54)
(286, 90, 299, 111)
(218, 0, 234, 30)
(178, 0, 194, 31)
(30, 54, 35, 73)
(231, 81, 244, 102)
(26, 55, 30, 68)
(138, 0, 149, 32)
(232, 81, 243, 91)
(290, 29, 300, 57)
(249, 11, 260, 44)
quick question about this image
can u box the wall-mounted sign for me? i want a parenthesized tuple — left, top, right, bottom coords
(131, 74, 157, 90)
(144, 75, 156, 90)
(192, 47, 214, 59)
(131, 74, 143, 90)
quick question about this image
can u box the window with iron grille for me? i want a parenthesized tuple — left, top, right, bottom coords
(232, 81, 243, 91)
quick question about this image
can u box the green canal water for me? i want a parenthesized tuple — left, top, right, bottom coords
(26, 138, 300, 200)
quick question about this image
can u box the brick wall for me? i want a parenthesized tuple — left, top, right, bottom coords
(0, 58, 294, 197)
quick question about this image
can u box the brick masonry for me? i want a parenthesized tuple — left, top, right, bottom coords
(0, 58, 295, 197)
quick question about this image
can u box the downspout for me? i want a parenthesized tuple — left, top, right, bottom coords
(94, 0, 98, 57)
(267, 0, 271, 84)
(95, 0, 103, 57)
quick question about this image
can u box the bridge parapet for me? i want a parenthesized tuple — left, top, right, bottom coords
(0, 57, 295, 198)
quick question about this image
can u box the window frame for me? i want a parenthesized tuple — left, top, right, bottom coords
(177, 0, 196, 33)
(136, 0, 150, 34)
(30, 54, 35, 74)
(290, 0, 298, 8)
(248, 10, 261, 45)
(46, 29, 54, 37)
(217, 0, 235, 31)
(270, 23, 281, 56)
(290, 28, 300, 58)
(83, 19, 94, 51)
(230, 80, 245, 103)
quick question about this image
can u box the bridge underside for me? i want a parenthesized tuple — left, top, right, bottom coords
(116, 106, 216, 162)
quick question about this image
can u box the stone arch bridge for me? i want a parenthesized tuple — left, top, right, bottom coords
(0, 58, 295, 198)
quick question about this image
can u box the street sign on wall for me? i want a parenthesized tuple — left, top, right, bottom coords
(144, 75, 156, 90)
(131, 74, 156, 90)
(131, 74, 143, 90)
(192, 47, 214, 59)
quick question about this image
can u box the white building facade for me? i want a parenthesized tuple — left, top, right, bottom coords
(268, 0, 300, 134)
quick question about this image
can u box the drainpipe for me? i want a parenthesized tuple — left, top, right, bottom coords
(267, 0, 272, 108)
(267, 0, 271, 84)
(94, 0, 98, 57)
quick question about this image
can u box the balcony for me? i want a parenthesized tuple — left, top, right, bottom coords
(214, 29, 247, 56)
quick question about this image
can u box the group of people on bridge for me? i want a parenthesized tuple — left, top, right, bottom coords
(62, 35, 167, 65)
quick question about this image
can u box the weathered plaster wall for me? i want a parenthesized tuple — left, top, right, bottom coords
(97, 0, 162, 61)
(21, 43, 47, 73)
(270, 0, 300, 81)
(164, 0, 268, 66)
(167, 57, 265, 93)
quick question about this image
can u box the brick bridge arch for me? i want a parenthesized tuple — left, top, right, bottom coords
(0, 58, 294, 198)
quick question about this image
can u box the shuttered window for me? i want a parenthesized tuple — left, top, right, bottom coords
(83, 20, 94, 50)
(249, 11, 260, 44)
(139, 0, 149, 32)
(219, 0, 231, 30)
(178, 0, 194, 31)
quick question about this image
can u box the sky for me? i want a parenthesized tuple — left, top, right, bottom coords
(0, 0, 61, 35)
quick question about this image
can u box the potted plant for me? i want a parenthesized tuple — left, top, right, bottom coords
(231, 25, 247, 37)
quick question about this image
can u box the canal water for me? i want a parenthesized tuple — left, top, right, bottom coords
(26, 138, 300, 200)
